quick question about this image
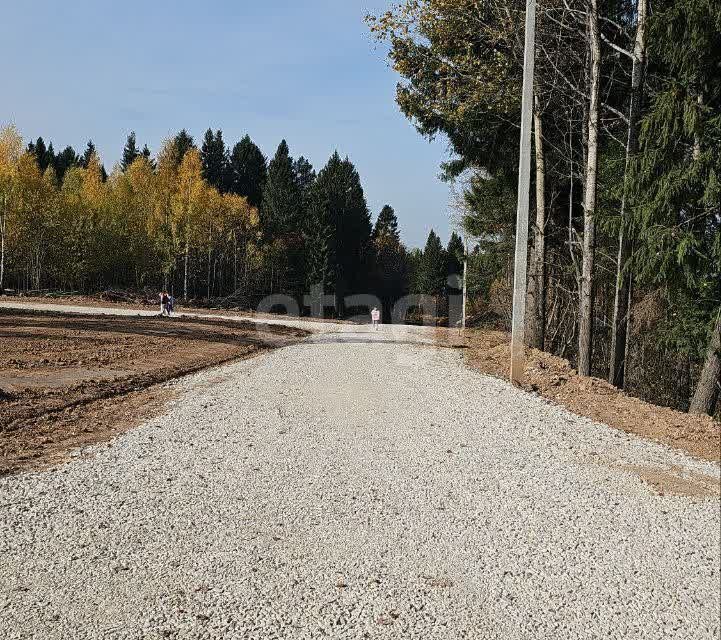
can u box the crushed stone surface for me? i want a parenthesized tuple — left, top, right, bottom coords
(1, 326, 719, 639)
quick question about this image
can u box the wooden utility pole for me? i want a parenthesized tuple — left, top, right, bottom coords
(461, 239, 468, 332)
(510, 0, 537, 384)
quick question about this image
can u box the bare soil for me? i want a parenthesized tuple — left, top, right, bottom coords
(450, 328, 721, 464)
(7, 292, 357, 324)
(0, 309, 308, 474)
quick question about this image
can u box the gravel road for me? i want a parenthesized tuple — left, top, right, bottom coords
(1, 316, 719, 639)
(0, 301, 437, 342)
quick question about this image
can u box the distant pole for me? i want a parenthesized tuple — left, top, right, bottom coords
(510, 0, 537, 385)
(461, 240, 468, 332)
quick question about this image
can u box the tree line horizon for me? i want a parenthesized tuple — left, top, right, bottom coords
(0, 124, 465, 320)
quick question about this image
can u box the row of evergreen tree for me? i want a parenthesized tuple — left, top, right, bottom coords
(3, 125, 464, 319)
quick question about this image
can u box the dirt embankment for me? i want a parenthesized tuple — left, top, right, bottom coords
(0, 309, 308, 474)
(448, 328, 720, 464)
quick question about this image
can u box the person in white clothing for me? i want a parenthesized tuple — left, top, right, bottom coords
(371, 307, 380, 330)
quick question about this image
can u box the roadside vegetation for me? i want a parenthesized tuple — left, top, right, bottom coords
(367, 0, 720, 419)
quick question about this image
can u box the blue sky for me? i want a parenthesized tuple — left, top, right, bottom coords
(0, 1, 456, 248)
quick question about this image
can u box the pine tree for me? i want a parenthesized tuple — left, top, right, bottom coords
(173, 129, 195, 165)
(262, 140, 300, 239)
(121, 131, 140, 171)
(200, 128, 229, 193)
(228, 135, 267, 208)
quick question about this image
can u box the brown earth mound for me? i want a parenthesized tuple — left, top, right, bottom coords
(448, 328, 720, 463)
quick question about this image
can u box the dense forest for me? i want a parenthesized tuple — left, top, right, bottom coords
(368, 0, 720, 417)
(0, 125, 467, 319)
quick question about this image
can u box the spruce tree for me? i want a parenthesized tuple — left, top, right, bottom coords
(304, 194, 333, 295)
(45, 142, 56, 173)
(27, 137, 55, 172)
(80, 140, 106, 179)
(80, 140, 96, 168)
(200, 128, 229, 192)
(54, 146, 79, 182)
(417, 230, 447, 295)
(262, 140, 301, 239)
(228, 135, 267, 208)
(446, 232, 464, 280)
(122, 131, 140, 171)
(631, 0, 721, 415)
(371, 205, 408, 317)
(141, 145, 155, 170)
(373, 205, 400, 243)
(305, 152, 372, 305)
(338, 155, 372, 297)
(30, 138, 46, 168)
(293, 156, 316, 213)
(293, 157, 315, 193)
(173, 129, 195, 164)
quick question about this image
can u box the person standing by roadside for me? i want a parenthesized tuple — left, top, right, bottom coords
(160, 291, 169, 316)
(168, 294, 175, 316)
(371, 307, 380, 330)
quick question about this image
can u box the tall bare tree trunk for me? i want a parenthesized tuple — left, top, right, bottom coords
(233, 233, 238, 292)
(207, 243, 212, 302)
(527, 96, 547, 349)
(578, 0, 601, 377)
(689, 312, 721, 416)
(610, 0, 647, 388)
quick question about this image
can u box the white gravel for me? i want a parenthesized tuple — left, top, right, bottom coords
(1, 320, 720, 639)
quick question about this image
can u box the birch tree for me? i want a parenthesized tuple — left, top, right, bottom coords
(173, 148, 207, 299)
(577, 0, 602, 377)
(0, 125, 22, 293)
(609, 0, 648, 388)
